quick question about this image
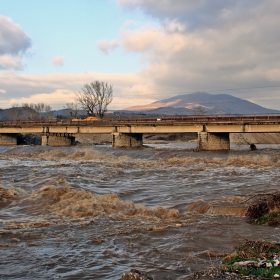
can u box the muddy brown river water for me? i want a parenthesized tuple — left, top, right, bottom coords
(1, 143, 280, 279)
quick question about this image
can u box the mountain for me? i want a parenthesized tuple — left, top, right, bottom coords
(124, 92, 280, 115)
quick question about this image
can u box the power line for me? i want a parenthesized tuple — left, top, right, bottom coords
(142, 85, 280, 97)
(0, 99, 280, 107)
(0, 96, 280, 104)
(205, 85, 280, 92)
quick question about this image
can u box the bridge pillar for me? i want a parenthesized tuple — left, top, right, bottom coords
(198, 132, 230, 151)
(0, 133, 18, 145)
(112, 133, 143, 148)
(42, 134, 75, 146)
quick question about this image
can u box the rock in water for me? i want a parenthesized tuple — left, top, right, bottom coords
(120, 269, 153, 280)
(250, 144, 257, 150)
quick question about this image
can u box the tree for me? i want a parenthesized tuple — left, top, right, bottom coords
(22, 103, 39, 120)
(44, 104, 54, 120)
(8, 104, 21, 121)
(75, 81, 113, 119)
(64, 102, 79, 119)
(22, 103, 53, 120)
(192, 106, 207, 115)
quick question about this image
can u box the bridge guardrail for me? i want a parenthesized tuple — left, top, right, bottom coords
(0, 115, 280, 126)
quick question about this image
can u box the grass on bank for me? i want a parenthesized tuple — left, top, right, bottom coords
(221, 240, 280, 278)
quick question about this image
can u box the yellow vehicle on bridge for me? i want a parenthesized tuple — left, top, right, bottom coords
(84, 116, 100, 121)
(72, 116, 100, 122)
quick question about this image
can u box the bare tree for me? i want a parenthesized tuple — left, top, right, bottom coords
(64, 102, 80, 119)
(22, 103, 39, 120)
(192, 106, 207, 115)
(22, 103, 53, 120)
(8, 104, 21, 121)
(75, 81, 113, 119)
(34, 103, 45, 120)
(44, 104, 54, 120)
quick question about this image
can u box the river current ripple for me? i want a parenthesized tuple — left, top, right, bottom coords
(1, 143, 280, 279)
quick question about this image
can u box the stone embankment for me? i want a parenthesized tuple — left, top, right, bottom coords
(78, 133, 280, 145)
(231, 133, 280, 144)
(74, 133, 112, 145)
(74, 133, 197, 145)
(76, 132, 280, 145)
(18, 133, 113, 145)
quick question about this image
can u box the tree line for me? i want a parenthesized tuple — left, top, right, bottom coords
(7, 103, 54, 121)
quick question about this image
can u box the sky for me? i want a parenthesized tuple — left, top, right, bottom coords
(0, 0, 280, 111)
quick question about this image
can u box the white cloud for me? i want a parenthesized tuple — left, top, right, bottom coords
(121, 28, 158, 52)
(8, 89, 75, 109)
(97, 39, 119, 54)
(0, 15, 31, 70)
(52, 56, 65, 67)
(0, 54, 24, 70)
(0, 89, 6, 94)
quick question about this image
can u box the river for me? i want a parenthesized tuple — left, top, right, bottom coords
(1, 142, 280, 279)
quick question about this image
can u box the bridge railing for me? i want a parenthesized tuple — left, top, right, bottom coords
(0, 114, 280, 126)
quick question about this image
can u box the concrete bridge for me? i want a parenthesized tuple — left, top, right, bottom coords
(0, 115, 280, 150)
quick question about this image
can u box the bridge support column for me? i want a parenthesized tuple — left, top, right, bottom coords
(0, 133, 18, 145)
(198, 132, 230, 151)
(112, 133, 143, 148)
(42, 134, 75, 146)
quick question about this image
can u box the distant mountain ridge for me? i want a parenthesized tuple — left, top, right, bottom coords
(123, 92, 280, 115)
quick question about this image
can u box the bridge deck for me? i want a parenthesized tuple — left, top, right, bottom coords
(0, 115, 280, 134)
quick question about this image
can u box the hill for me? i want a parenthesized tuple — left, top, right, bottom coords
(123, 92, 280, 115)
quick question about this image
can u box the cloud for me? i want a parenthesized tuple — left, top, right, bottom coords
(52, 56, 65, 67)
(165, 21, 186, 33)
(121, 28, 159, 52)
(118, 0, 262, 30)
(9, 89, 75, 109)
(0, 71, 146, 110)
(0, 89, 6, 94)
(121, 26, 193, 54)
(97, 39, 119, 54)
(0, 54, 24, 70)
(0, 15, 31, 70)
(116, 0, 280, 110)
